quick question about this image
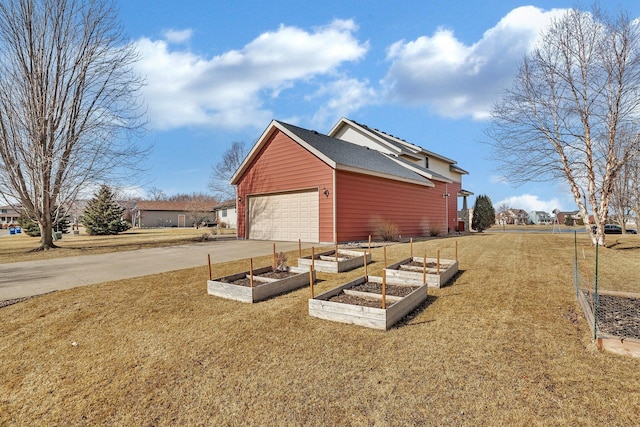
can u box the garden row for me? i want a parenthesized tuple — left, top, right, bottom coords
(207, 240, 459, 330)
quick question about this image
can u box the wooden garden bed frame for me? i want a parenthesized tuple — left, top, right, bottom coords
(208, 265, 315, 303)
(576, 288, 640, 358)
(385, 256, 458, 288)
(298, 249, 371, 273)
(308, 275, 428, 330)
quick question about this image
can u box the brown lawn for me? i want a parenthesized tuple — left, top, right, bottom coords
(1, 232, 639, 425)
(0, 227, 236, 264)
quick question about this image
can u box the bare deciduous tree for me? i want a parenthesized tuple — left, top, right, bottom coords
(0, 0, 146, 250)
(208, 141, 248, 201)
(487, 7, 640, 246)
(610, 159, 638, 233)
(184, 193, 217, 228)
(146, 186, 168, 201)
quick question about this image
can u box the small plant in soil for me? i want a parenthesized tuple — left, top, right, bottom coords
(274, 251, 288, 272)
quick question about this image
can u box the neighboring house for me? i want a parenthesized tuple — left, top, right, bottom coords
(556, 210, 580, 226)
(497, 209, 529, 225)
(230, 118, 470, 243)
(529, 210, 553, 225)
(212, 199, 237, 229)
(132, 201, 214, 228)
(0, 205, 21, 228)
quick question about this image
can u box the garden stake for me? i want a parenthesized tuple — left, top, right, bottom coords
(298, 239, 302, 259)
(437, 250, 441, 275)
(410, 238, 413, 258)
(423, 254, 427, 286)
(311, 246, 315, 272)
(309, 265, 314, 298)
(368, 235, 371, 253)
(207, 254, 212, 280)
(250, 258, 254, 288)
(384, 246, 387, 268)
(272, 243, 276, 269)
(364, 250, 368, 279)
(335, 242, 338, 262)
(382, 270, 387, 309)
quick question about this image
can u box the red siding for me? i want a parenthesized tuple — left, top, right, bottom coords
(236, 129, 334, 242)
(336, 170, 460, 242)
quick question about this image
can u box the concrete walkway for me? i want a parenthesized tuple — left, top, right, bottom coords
(0, 239, 315, 301)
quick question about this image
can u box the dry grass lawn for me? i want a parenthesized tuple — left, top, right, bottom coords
(0, 227, 235, 264)
(1, 232, 640, 425)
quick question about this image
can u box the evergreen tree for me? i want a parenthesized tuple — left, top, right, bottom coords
(82, 185, 130, 235)
(472, 194, 496, 232)
(18, 207, 70, 237)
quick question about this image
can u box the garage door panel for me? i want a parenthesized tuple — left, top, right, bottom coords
(248, 190, 319, 242)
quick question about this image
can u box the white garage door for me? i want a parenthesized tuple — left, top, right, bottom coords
(248, 190, 319, 242)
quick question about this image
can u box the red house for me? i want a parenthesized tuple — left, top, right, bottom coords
(231, 118, 469, 243)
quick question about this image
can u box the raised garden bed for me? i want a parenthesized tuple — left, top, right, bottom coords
(208, 265, 315, 303)
(308, 276, 428, 330)
(298, 249, 371, 273)
(577, 289, 640, 358)
(385, 256, 458, 288)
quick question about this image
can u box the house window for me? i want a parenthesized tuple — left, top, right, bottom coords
(1, 209, 6, 213)
(221, 209, 227, 217)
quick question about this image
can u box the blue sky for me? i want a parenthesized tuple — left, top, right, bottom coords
(115, 1, 640, 212)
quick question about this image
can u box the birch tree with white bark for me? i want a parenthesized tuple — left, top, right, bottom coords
(0, 0, 145, 250)
(487, 7, 640, 246)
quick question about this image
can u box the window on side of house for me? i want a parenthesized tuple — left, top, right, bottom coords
(221, 209, 227, 217)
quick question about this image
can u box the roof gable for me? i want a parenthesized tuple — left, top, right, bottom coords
(231, 120, 435, 187)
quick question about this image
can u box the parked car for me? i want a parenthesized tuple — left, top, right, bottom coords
(591, 224, 637, 234)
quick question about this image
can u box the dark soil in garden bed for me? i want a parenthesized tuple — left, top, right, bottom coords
(351, 281, 419, 297)
(405, 261, 449, 269)
(316, 252, 360, 260)
(327, 282, 420, 307)
(593, 293, 640, 340)
(221, 270, 299, 287)
(329, 293, 396, 308)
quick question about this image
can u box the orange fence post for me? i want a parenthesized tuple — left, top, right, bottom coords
(311, 246, 315, 272)
(207, 254, 212, 280)
(298, 239, 302, 259)
(410, 238, 413, 259)
(309, 265, 314, 299)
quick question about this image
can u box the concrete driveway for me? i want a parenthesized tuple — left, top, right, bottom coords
(0, 239, 315, 301)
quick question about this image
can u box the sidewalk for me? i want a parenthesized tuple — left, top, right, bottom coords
(0, 239, 314, 301)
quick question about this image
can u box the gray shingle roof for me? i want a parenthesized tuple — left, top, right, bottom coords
(277, 121, 434, 185)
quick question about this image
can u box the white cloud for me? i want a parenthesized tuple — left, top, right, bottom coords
(382, 6, 567, 119)
(308, 77, 377, 127)
(135, 19, 368, 130)
(497, 194, 564, 213)
(490, 175, 509, 184)
(162, 29, 193, 44)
